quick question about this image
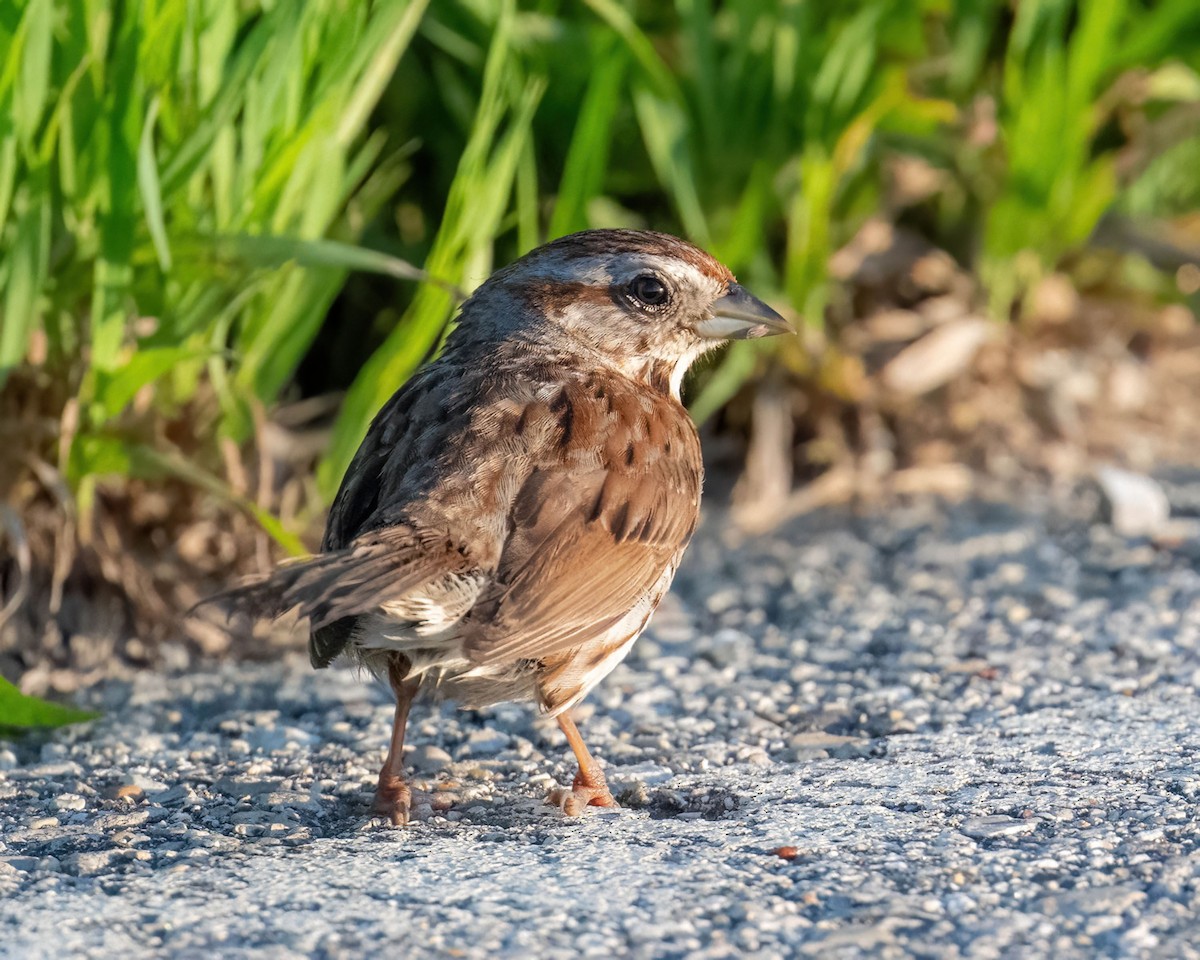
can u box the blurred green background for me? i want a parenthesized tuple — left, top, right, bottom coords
(2, 0, 1199, 601)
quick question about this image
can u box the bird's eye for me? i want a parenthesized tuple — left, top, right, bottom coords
(628, 274, 669, 309)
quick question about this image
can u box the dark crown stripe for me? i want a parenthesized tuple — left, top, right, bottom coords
(524, 230, 733, 284)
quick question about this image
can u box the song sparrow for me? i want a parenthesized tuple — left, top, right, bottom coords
(220, 229, 792, 823)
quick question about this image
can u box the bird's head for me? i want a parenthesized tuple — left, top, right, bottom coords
(456, 229, 794, 398)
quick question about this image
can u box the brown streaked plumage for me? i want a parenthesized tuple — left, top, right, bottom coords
(211, 229, 792, 823)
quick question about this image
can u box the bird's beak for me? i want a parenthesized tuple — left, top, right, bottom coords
(692, 283, 795, 340)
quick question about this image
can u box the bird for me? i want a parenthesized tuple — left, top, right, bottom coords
(217, 229, 793, 824)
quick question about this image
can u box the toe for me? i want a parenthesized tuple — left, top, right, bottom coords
(587, 790, 619, 809)
(370, 798, 410, 826)
(372, 781, 412, 826)
(545, 787, 584, 816)
(545, 785, 616, 815)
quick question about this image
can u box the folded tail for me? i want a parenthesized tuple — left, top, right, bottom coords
(192, 526, 471, 666)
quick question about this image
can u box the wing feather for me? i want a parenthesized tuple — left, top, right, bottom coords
(466, 396, 700, 664)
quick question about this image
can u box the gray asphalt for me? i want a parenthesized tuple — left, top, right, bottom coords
(3, 488, 1200, 958)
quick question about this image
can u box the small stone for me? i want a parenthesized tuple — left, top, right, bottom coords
(90, 811, 150, 830)
(131, 774, 171, 794)
(62, 850, 124, 877)
(741, 749, 772, 767)
(462, 729, 508, 757)
(410, 744, 452, 770)
(103, 783, 145, 801)
(787, 732, 859, 750)
(961, 815, 1038, 840)
(212, 778, 281, 798)
(705, 589, 741, 614)
(1029, 273, 1079, 325)
(829, 740, 880, 760)
(1042, 884, 1147, 916)
(50, 794, 86, 813)
(1095, 466, 1170, 538)
(231, 810, 274, 825)
(614, 762, 674, 786)
(154, 784, 194, 805)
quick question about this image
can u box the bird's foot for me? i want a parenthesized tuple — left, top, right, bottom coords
(546, 769, 619, 816)
(371, 770, 412, 826)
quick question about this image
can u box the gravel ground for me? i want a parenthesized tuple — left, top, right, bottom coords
(4, 487, 1200, 958)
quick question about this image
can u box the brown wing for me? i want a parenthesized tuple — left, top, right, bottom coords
(465, 379, 701, 665)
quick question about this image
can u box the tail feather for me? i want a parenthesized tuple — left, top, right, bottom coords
(193, 526, 470, 633)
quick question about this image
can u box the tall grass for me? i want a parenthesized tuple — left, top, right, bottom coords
(2, 0, 1198, 544)
(979, 0, 1200, 316)
(1, 0, 437, 542)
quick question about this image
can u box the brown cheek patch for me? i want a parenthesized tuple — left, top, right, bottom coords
(516, 280, 615, 313)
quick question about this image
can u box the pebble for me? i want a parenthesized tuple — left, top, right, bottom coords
(1095, 466, 1171, 537)
(212, 778, 281, 798)
(1042, 884, 1148, 916)
(961, 815, 1039, 840)
(614, 761, 675, 786)
(410, 744, 453, 770)
(461, 729, 508, 757)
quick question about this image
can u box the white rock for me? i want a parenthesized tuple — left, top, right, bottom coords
(961, 815, 1037, 840)
(462, 729, 508, 757)
(1095, 466, 1171, 537)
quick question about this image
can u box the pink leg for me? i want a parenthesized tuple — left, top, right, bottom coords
(547, 713, 619, 816)
(372, 660, 421, 826)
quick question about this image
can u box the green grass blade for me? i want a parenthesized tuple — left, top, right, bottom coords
(89, 5, 141, 372)
(137, 95, 173, 271)
(13, 0, 52, 150)
(0, 675, 99, 729)
(317, 1, 544, 499)
(632, 87, 710, 244)
(91, 345, 205, 421)
(548, 36, 627, 238)
(336, 0, 430, 147)
(212, 234, 457, 291)
(0, 126, 15, 235)
(582, 0, 680, 102)
(0, 174, 50, 381)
